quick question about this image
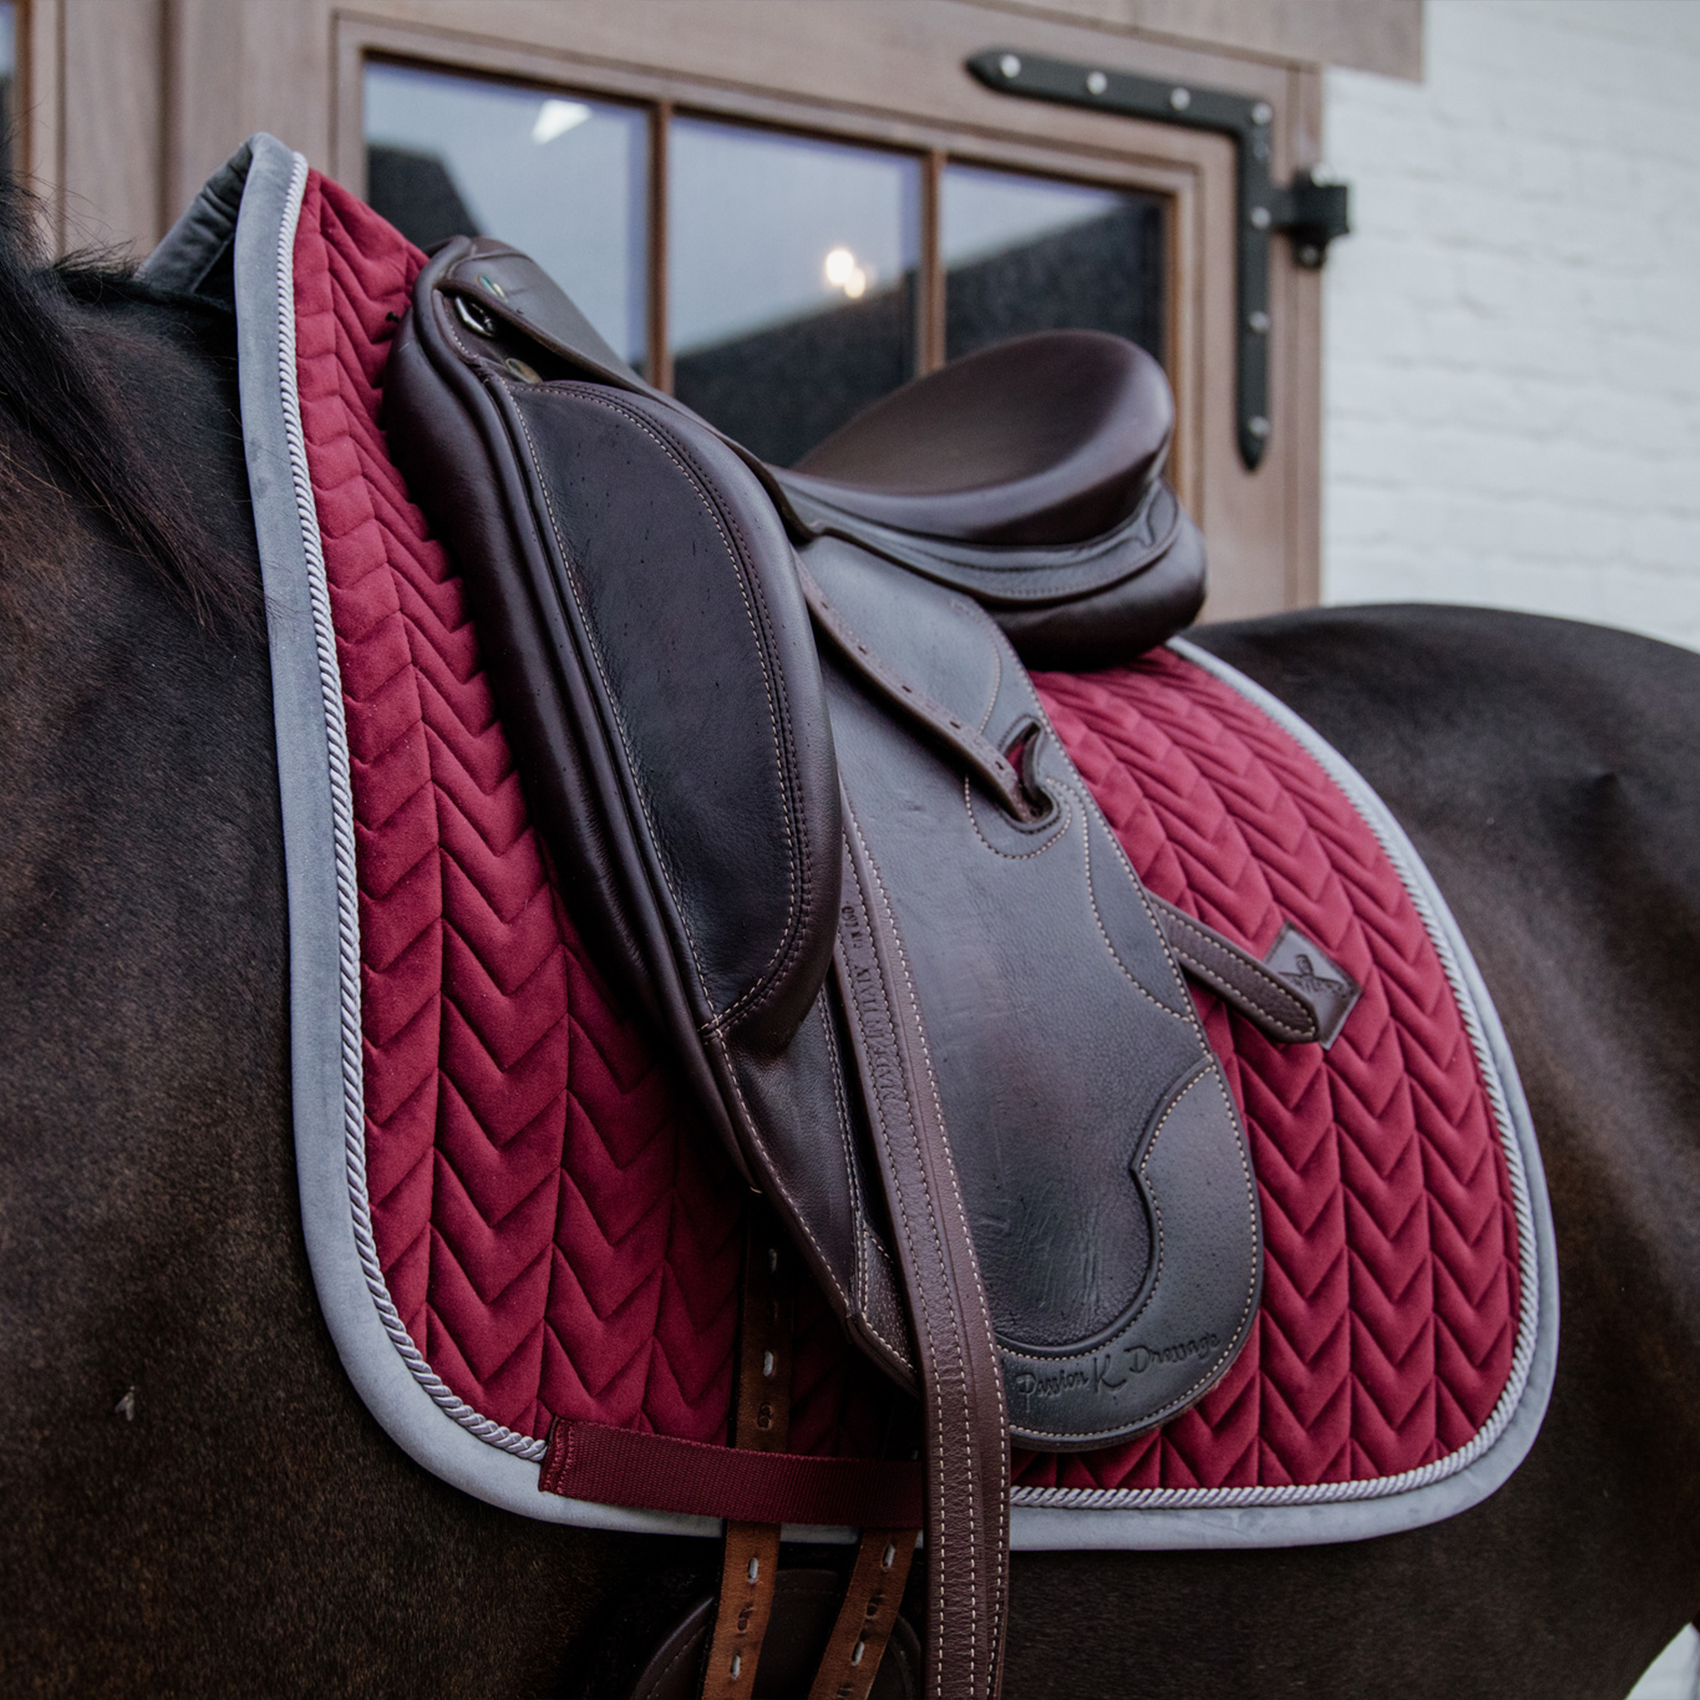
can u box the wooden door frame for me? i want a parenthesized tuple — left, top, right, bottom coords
(21, 0, 1331, 617)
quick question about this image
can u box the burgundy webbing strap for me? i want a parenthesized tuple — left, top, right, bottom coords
(538, 1421, 923, 1528)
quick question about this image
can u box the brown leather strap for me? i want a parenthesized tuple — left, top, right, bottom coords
(701, 1206, 795, 1700)
(834, 811, 1009, 1700)
(800, 562, 1043, 824)
(808, 1529, 920, 1700)
(1147, 893, 1322, 1043)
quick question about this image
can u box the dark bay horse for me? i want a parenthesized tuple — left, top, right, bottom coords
(3, 193, 1699, 1699)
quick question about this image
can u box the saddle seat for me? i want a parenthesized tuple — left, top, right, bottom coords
(782, 330, 1173, 547)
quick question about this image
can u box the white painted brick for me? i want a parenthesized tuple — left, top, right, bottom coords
(1322, 0, 1700, 650)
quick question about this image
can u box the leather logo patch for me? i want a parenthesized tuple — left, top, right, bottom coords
(1263, 922, 1361, 1049)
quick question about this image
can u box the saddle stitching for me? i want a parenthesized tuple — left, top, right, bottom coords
(702, 1023, 853, 1317)
(819, 997, 875, 1350)
(1162, 928, 1314, 1041)
(509, 387, 805, 1028)
(859, 1234, 912, 1371)
(1075, 806, 1193, 1022)
(961, 773, 1072, 860)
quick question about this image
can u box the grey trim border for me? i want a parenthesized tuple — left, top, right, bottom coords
(164, 135, 723, 1542)
(162, 137, 1555, 1555)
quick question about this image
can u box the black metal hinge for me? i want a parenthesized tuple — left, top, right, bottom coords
(967, 49, 1351, 471)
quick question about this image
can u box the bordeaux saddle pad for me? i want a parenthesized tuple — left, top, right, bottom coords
(145, 138, 1556, 1563)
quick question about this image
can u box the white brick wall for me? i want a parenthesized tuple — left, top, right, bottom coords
(1321, 0, 1700, 647)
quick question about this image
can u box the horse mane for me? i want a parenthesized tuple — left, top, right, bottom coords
(0, 175, 252, 628)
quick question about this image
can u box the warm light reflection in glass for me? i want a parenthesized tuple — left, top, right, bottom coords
(824, 245, 870, 298)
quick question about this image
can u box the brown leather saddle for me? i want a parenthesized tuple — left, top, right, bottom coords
(386, 239, 1325, 1700)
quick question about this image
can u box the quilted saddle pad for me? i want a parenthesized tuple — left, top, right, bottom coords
(154, 137, 1556, 1552)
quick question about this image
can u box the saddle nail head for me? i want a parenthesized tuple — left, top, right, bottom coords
(998, 52, 1021, 77)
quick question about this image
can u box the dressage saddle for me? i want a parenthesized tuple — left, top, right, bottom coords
(385, 241, 1327, 1700)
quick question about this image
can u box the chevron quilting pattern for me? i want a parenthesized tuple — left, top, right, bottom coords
(1016, 658, 1519, 1490)
(296, 171, 1518, 1490)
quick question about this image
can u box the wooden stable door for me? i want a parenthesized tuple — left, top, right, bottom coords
(18, 0, 1365, 620)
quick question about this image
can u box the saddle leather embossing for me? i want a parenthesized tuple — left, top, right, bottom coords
(385, 237, 1263, 1700)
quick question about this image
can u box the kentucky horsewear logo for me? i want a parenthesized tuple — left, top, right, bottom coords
(1263, 922, 1362, 1049)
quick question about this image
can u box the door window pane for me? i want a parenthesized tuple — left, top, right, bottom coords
(669, 119, 920, 466)
(364, 62, 648, 370)
(941, 164, 1164, 367)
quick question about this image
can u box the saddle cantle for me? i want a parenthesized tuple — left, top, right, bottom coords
(384, 238, 1261, 1698)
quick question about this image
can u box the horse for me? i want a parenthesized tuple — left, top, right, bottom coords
(2, 178, 1699, 1699)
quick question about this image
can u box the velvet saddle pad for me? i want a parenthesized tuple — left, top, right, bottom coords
(227, 153, 1553, 1551)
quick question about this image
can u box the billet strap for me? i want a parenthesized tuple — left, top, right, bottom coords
(834, 811, 1009, 1700)
(1146, 894, 1323, 1043)
(808, 1529, 920, 1700)
(701, 1205, 796, 1699)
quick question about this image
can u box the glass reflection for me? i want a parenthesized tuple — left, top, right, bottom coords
(363, 62, 648, 370)
(942, 164, 1164, 367)
(669, 119, 921, 465)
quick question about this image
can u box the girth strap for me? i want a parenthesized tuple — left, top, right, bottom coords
(834, 814, 1009, 1700)
(808, 1529, 919, 1700)
(701, 1208, 795, 1700)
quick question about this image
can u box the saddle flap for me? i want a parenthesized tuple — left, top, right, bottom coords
(386, 242, 843, 1149)
(804, 539, 1263, 1448)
